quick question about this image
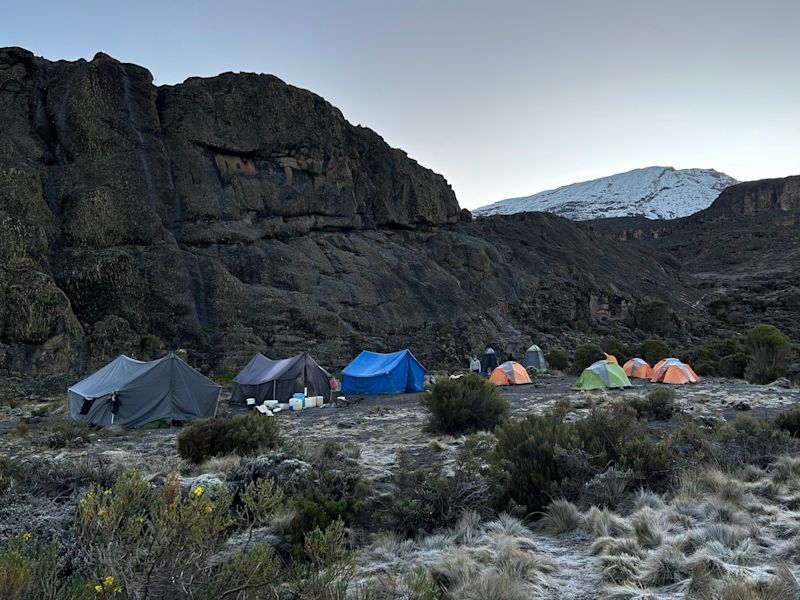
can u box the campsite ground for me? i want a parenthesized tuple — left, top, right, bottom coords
(1, 376, 799, 599)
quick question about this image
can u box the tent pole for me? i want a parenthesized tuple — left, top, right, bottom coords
(273, 379, 276, 401)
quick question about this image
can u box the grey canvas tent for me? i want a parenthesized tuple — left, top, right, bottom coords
(230, 352, 332, 405)
(68, 353, 221, 428)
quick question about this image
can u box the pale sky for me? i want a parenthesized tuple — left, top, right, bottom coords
(3, 0, 799, 209)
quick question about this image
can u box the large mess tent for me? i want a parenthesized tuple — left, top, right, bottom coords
(231, 352, 332, 404)
(522, 345, 548, 371)
(651, 358, 700, 384)
(489, 361, 532, 385)
(574, 360, 632, 390)
(68, 354, 220, 428)
(342, 350, 426, 394)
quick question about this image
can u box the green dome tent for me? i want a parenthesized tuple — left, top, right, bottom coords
(522, 345, 548, 371)
(573, 360, 631, 390)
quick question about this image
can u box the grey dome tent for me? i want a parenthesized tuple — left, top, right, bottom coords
(68, 353, 220, 428)
(230, 352, 332, 405)
(522, 345, 548, 371)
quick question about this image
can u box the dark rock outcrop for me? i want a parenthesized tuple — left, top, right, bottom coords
(0, 47, 698, 388)
(594, 176, 800, 341)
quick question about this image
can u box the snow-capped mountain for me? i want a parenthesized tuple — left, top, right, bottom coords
(473, 166, 738, 220)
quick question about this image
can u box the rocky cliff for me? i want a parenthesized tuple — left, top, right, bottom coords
(593, 176, 800, 342)
(0, 48, 699, 389)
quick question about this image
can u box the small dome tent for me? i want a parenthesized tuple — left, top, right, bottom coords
(574, 360, 632, 390)
(342, 349, 426, 395)
(604, 353, 619, 365)
(623, 358, 653, 380)
(231, 352, 332, 404)
(68, 353, 220, 428)
(480, 347, 499, 376)
(651, 358, 700, 384)
(522, 345, 548, 371)
(489, 361, 532, 385)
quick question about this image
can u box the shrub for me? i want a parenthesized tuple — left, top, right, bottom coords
(744, 324, 792, 384)
(572, 343, 605, 374)
(290, 441, 370, 556)
(546, 348, 568, 371)
(627, 388, 677, 421)
(602, 338, 630, 364)
(177, 414, 281, 463)
(492, 410, 575, 513)
(634, 300, 678, 335)
(775, 408, 800, 438)
(39, 421, 94, 449)
(715, 414, 799, 467)
(638, 338, 671, 365)
(693, 360, 717, 377)
(386, 447, 492, 537)
(718, 352, 747, 379)
(422, 374, 509, 435)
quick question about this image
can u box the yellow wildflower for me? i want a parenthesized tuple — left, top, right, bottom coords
(22, 532, 31, 542)
(193, 486, 204, 497)
(103, 489, 112, 496)
(97, 509, 106, 517)
(204, 505, 213, 513)
(95, 585, 103, 593)
(114, 586, 122, 594)
(103, 575, 114, 587)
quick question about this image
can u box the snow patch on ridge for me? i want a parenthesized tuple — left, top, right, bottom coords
(474, 166, 738, 220)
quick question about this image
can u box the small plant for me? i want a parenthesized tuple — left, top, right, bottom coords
(628, 388, 677, 421)
(538, 499, 583, 533)
(422, 374, 509, 435)
(718, 352, 747, 379)
(744, 324, 792, 384)
(386, 447, 492, 537)
(573, 343, 605, 374)
(774, 407, 800, 438)
(39, 421, 94, 449)
(546, 348, 568, 371)
(176, 414, 281, 463)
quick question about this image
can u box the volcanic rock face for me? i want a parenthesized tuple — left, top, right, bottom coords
(0, 47, 694, 387)
(594, 176, 800, 342)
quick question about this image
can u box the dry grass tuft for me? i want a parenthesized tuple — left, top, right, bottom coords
(538, 499, 583, 534)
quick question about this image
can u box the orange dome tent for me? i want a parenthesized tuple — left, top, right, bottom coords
(489, 361, 532, 386)
(651, 358, 700, 384)
(604, 353, 619, 365)
(623, 358, 653, 379)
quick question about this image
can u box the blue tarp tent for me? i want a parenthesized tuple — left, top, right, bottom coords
(341, 350, 426, 394)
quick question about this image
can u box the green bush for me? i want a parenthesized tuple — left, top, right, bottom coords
(628, 388, 677, 421)
(290, 440, 370, 557)
(422, 374, 509, 435)
(744, 324, 792, 384)
(715, 414, 799, 467)
(638, 338, 671, 365)
(693, 360, 717, 377)
(634, 300, 678, 335)
(386, 448, 491, 537)
(572, 343, 605, 374)
(491, 409, 575, 513)
(602, 337, 630, 364)
(718, 352, 747, 379)
(774, 408, 800, 438)
(177, 414, 281, 463)
(39, 421, 94, 449)
(546, 348, 568, 371)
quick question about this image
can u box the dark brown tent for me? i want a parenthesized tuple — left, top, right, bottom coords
(230, 352, 332, 404)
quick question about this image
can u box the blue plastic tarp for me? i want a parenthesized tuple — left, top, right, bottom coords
(341, 350, 426, 394)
